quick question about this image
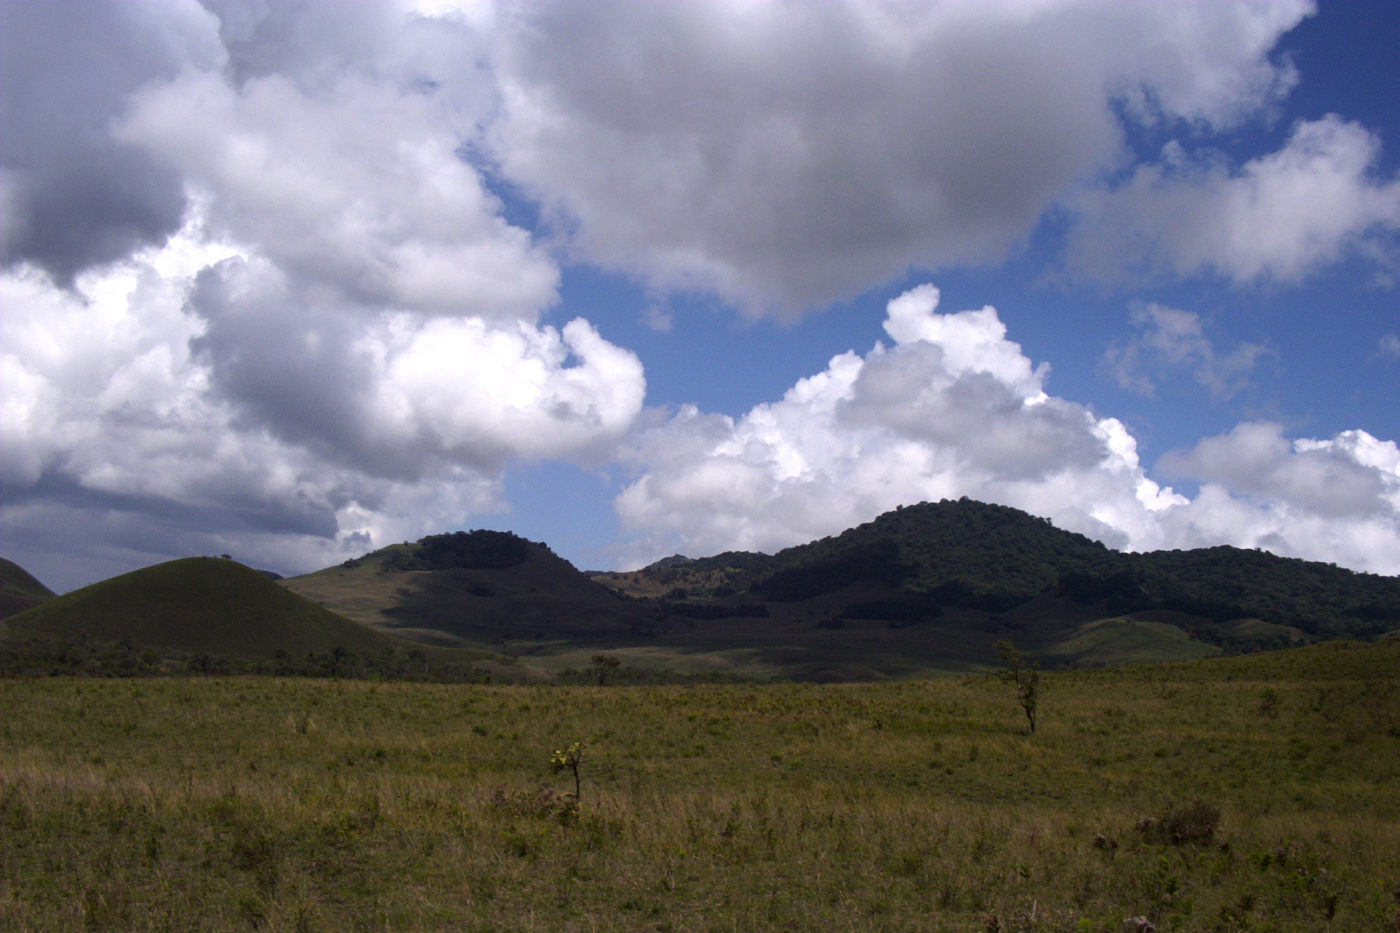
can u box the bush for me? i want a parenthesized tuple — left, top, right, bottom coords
(1136, 800, 1220, 846)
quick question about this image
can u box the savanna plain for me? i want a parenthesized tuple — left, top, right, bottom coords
(2, 641, 1398, 932)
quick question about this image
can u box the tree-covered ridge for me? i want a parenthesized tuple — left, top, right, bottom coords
(1129, 546, 1400, 639)
(378, 530, 536, 572)
(758, 499, 1118, 603)
(615, 498, 1400, 641)
(632, 551, 778, 599)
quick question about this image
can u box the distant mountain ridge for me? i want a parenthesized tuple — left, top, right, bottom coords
(283, 499, 1400, 678)
(3, 499, 1398, 680)
(599, 499, 1400, 660)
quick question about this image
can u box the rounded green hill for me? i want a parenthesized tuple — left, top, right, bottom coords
(0, 557, 55, 619)
(2, 557, 402, 659)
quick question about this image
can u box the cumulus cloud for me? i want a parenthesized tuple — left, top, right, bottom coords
(1158, 424, 1400, 573)
(1105, 303, 1272, 399)
(1070, 116, 1400, 284)
(0, 1, 648, 589)
(5, 0, 1396, 592)
(616, 285, 1185, 559)
(115, 65, 560, 319)
(616, 285, 1400, 575)
(187, 253, 643, 480)
(1160, 422, 1396, 520)
(0, 222, 642, 589)
(485, 0, 1314, 314)
(0, 0, 223, 282)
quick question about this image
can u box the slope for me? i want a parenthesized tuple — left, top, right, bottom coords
(592, 498, 1400, 675)
(2, 556, 404, 660)
(283, 531, 659, 650)
(275, 500, 1400, 680)
(0, 557, 55, 619)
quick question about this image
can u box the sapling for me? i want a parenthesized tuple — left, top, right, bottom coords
(551, 741, 586, 804)
(995, 640, 1041, 734)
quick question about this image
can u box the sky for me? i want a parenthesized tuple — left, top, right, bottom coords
(2, 0, 1399, 593)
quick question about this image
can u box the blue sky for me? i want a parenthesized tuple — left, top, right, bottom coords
(2, 0, 1398, 591)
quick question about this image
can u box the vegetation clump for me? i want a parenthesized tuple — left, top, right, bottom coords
(550, 740, 586, 806)
(1135, 800, 1221, 846)
(380, 530, 533, 572)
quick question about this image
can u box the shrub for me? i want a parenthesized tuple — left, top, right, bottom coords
(1135, 800, 1220, 846)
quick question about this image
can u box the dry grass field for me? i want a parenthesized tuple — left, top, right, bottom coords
(2, 640, 1398, 930)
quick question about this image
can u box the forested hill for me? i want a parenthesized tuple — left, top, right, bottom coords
(753, 500, 1116, 603)
(612, 499, 1400, 641)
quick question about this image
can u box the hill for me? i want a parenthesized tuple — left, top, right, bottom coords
(1, 556, 406, 662)
(275, 502, 1397, 681)
(592, 499, 1400, 673)
(14, 500, 1400, 682)
(607, 500, 1400, 633)
(0, 557, 55, 619)
(283, 530, 661, 650)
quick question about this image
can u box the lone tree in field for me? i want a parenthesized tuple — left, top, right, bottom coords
(995, 640, 1041, 734)
(551, 741, 586, 804)
(591, 653, 620, 686)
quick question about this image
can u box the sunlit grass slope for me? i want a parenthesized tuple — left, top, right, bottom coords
(1047, 617, 1223, 667)
(284, 537, 657, 649)
(1, 640, 1397, 930)
(1, 557, 402, 658)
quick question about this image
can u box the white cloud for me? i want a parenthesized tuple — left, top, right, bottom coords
(616, 284, 1400, 575)
(487, 0, 1314, 315)
(116, 66, 559, 319)
(616, 284, 1184, 560)
(0, 199, 642, 591)
(1105, 303, 1271, 399)
(1157, 424, 1400, 573)
(8, 0, 1398, 593)
(0, 0, 224, 282)
(185, 253, 644, 480)
(1070, 116, 1400, 284)
(1160, 422, 1397, 521)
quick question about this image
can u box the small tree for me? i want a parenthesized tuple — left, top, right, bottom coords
(591, 653, 620, 686)
(551, 741, 586, 803)
(995, 640, 1041, 734)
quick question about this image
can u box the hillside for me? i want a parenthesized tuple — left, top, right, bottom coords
(0, 557, 55, 619)
(10, 499, 1399, 682)
(592, 499, 1400, 673)
(283, 530, 661, 650)
(272, 502, 1398, 681)
(1, 556, 406, 661)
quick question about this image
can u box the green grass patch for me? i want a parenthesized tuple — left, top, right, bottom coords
(1048, 617, 1223, 667)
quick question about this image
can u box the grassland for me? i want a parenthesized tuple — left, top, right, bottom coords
(2, 641, 1398, 930)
